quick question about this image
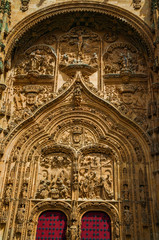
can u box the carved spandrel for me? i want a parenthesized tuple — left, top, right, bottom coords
(12, 84, 54, 125)
(79, 153, 114, 200)
(104, 83, 148, 130)
(36, 153, 72, 199)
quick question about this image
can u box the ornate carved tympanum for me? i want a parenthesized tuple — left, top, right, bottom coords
(0, 8, 154, 240)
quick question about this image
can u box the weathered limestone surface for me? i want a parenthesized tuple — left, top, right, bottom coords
(0, 0, 158, 240)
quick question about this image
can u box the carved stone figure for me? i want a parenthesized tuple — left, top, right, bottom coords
(5, 183, 13, 201)
(59, 27, 100, 76)
(16, 205, 25, 223)
(21, 182, 28, 199)
(103, 43, 147, 76)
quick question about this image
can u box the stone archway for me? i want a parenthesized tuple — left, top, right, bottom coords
(0, 2, 155, 240)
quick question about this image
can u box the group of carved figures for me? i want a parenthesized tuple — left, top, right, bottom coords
(15, 49, 55, 76)
(36, 153, 114, 200)
(36, 176, 71, 199)
(60, 52, 98, 68)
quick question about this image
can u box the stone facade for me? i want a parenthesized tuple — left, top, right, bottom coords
(0, 0, 158, 239)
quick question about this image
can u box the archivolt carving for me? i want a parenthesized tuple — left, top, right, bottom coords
(5, 1, 153, 62)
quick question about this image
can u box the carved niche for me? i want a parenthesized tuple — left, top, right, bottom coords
(14, 45, 56, 79)
(36, 153, 72, 200)
(59, 27, 100, 76)
(79, 153, 114, 200)
(103, 43, 147, 78)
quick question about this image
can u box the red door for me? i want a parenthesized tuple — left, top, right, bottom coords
(35, 210, 67, 240)
(81, 211, 111, 240)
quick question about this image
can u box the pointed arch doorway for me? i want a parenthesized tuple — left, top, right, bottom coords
(35, 210, 67, 240)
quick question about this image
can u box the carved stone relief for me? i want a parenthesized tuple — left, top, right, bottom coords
(14, 45, 56, 79)
(103, 43, 147, 77)
(57, 126, 96, 149)
(79, 153, 114, 200)
(11, 84, 53, 124)
(59, 27, 100, 76)
(104, 83, 148, 130)
(36, 153, 72, 199)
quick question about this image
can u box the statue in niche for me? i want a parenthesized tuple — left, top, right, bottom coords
(124, 206, 132, 226)
(122, 183, 129, 201)
(5, 183, 13, 200)
(68, 201, 79, 240)
(16, 204, 25, 223)
(21, 182, 28, 199)
(120, 48, 132, 71)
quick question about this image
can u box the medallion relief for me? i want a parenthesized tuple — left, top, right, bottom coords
(57, 126, 96, 149)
